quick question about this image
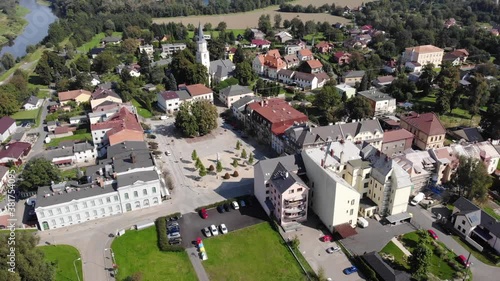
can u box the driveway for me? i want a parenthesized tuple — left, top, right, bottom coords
(178, 198, 267, 248)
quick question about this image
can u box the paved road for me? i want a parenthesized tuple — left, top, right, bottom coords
(25, 97, 54, 162)
(186, 247, 210, 281)
(408, 204, 500, 280)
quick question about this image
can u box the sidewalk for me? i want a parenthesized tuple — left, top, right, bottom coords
(186, 247, 210, 281)
(390, 237, 412, 256)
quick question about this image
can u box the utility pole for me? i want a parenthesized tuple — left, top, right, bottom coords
(462, 252, 472, 281)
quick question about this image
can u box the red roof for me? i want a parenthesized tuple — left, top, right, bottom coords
(91, 107, 142, 134)
(248, 99, 308, 135)
(298, 49, 313, 57)
(54, 159, 73, 165)
(185, 84, 212, 96)
(0, 116, 15, 134)
(160, 91, 179, 100)
(306, 59, 323, 69)
(54, 127, 72, 134)
(315, 41, 331, 48)
(335, 223, 358, 238)
(251, 39, 271, 46)
(58, 89, 91, 102)
(400, 112, 446, 136)
(0, 142, 31, 160)
(383, 129, 414, 143)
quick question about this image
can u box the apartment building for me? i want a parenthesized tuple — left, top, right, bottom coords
(357, 89, 397, 117)
(402, 45, 444, 70)
(381, 129, 414, 157)
(90, 107, 143, 149)
(161, 43, 186, 58)
(393, 149, 437, 194)
(399, 112, 446, 150)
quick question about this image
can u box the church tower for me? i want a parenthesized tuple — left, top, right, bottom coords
(196, 23, 211, 83)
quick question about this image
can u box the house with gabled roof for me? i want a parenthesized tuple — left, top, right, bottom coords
(0, 142, 31, 166)
(399, 112, 446, 150)
(297, 49, 313, 61)
(91, 88, 123, 109)
(252, 50, 287, 79)
(23, 96, 42, 110)
(0, 116, 17, 142)
(58, 89, 92, 106)
(90, 107, 143, 149)
(219, 84, 254, 108)
(382, 129, 414, 157)
(315, 41, 333, 54)
(283, 54, 300, 68)
(343, 70, 365, 86)
(304, 59, 323, 74)
(333, 51, 351, 65)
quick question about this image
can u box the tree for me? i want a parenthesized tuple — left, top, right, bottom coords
(248, 153, 254, 164)
(274, 14, 282, 29)
(434, 91, 451, 115)
(74, 55, 91, 72)
(199, 163, 207, 177)
(122, 38, 140, 54)
(195, 158, 202, 170)
(480, 103, 500, 139)
(208, 37, 226, 60)
(290, 235, 300, 249)
(175, 101, 218, 137)
(203, 23, 212, 31)
(451, 156, 492, 203)
(217, 21, 227, 32)
(0, 231, 55, 281)
(345, 96, 373, 121)
(175, 103, 198, 137)
(1, 53, 15, 70)
(409, 243, 432, 280)
(313, 86, 341, 111)
(435, 61, 460, 96)
(164, 73, 177, 91)
(416, 64, 437, 97)
(0, 85, 20, 116)
(19, 158, 61, 191)
(258, 14, 272, 34)
(236, 140, 241, 150)
(92, 51, 119, 74)
(232, 159, 239, 168)
(234, 61, 256, 86)
(466, 74, 488, 116)
(233, 46, 246, 64)
(191, 150, 198, 161)
(216, 160, 223, 172)
(241, 149, 247, 159)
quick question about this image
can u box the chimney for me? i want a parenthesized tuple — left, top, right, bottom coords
(99, 178, 104, 188)
(285, 172, 289, 178)
(321, 159, 324, 167)
(131, 152, 136, 163)
(330, 149, 334, 157)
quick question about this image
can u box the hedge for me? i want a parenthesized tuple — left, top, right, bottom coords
(155, 212, 184, 252)
(194, 195, 251, 212)
(356, 255, 379, 281)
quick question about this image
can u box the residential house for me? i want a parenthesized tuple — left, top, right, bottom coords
(35, 141, 167, 231)
(284, 44, 304, 55)
(100, 36, 121, 46)
(58, 89, 92, 106)
(42, 142, 97, 166)
(277, 69, 296, 85)
(428, 146, 459, 184)
(393, 149, 437, 193)
(88, 103, 136, 124)
(343, 70, 365, 86)
(230, 96, 260, 123)
(344, 34, 372, 49)
(451, 197, 500, 254)
(283, 54, 300, 69)
(0, 116, 17, 142)
(373, 76, 396, 88)
(315, 72, 331, 89)
(46, 121, 57, 132)
(275, 31, 293, 43)
(336, 84, 356, 99)
(209, 59, 235, 83)
(294, 72, 319, 90)
(219, 85, 254, 108)
(383, 59, 398, 74)
(402, 45, 444, 69)
(444, 18, 457, 28)
(304, 60, 323, 74)
(254, 154, 307, 229)
(90, 107, 143, 149)
(0, 142, 32, 166)
(91, 88, 123, 109)
(252, 50, 286, 79)
(443, 49, 469, 66)
(54, 126, 75, 138)
(399, 112, 446, 150)
(282, 119, 384, 155)
(139, 45, 154, 60)
(449, 127, 484, 143)
(69, 115, 87, 125)
(157, 90, 190, 113)
(381, 129, 414, 157)
(315, 41, 333, 54)
(89, 47, 105, 59)
(23, 96, 42, 110)
(357, 89, 397, 117)
(161, 43, 186, 58)
(250, 29, 266, 40)
(183, 84, 214, 103)
(251, 39, 271, 49)
(0, 166, 10, 193)
(451, 141, 500, 175)
(333, 51, 351, 65)
(362, 252, 411, 281)
(297, 49, 313, 61)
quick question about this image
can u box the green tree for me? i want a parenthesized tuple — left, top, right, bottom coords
(217, 21, 227, 32)
(74, 55, 91, 72)
(0, 86, 20, 116)
(208, 37, 226, 60)
(234, 61, 256, 86)
(122, 38, 140, 54)
(19, 158, 61, 191)
(416, 64, 437, 97)
(258, 14, 272, 34)
(204, 23, 212, 31)
(92, 51, 119, 74)
(480, 103, 500, 139)
(466, 74, 488, 117)
(175, 101, 218, 137)
(233, 46, 245, 64)
(241, 149, 247, 159)
(236, 140, 241, 150)
(274, 14, 282, 29)
(451, 156, 492, 203)
(199, 163, 207, 177)
(313, 86, 341, 111)
(216, 160, 223, 172)
(435, 61, 460, 96)
(248, 153, 254, 164)
(1, 53, 15, 70)
(175, 103, 198, 137)
(409, 243, 432, 280)
(232, 159, 239, 168)
(434, 91, 451, 115)
(290, 235, 300, 249)
(191, 150, 198, 161)
(345, 96, 373, 121)
(195, 158, 202, 170)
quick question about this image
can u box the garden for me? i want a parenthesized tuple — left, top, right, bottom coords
(39, 245, 83, 281)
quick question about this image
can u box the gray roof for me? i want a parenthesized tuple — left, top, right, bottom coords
(255, 154, 305, 182)
(73, 142, 94, 153)
(453, 197, 500, 237)
(278, 69, 295, 78)
(210, 59, 235, 78)
(294, 72, 316, 82)
(348, 158, 371, 169)
(344, 70, 365, 78)
(230, 95, 260, 110)
(363, 252, 411, 281)
(269, 162, 306, 194)
(70, 115, 87, 121)
(285, 126, 323, 147)
(102, 36, 121, 43)
(25, 95, 40, 105)
(358, 89, 395, 102)
(47, 121, 57, 126)
(220, 84, 253, 97)
(40, 147, 74, 160)
(451, 127, 484, 142)
(176, 90, 191, 101)
(117, 170, 159, 188)
(311, 119, 383, 142)
(36, 182, 115, 208)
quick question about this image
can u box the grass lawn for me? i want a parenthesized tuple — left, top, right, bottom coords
(414, 94, 481, 127)
(202, 222, 307, 281)
(379, 241, 410, 270)
(61, 167, 85, 180)
(131, 98, 153, 118)
(0, 6, 30, 46)
(111, 226, 197, 281)
(76, 32, 122, 53)
(46, 133, 92, 147)
(187, 29, 245, 40)
(11, 107, 41, 122)
(452, 235, 500, 266)
(39, 245, 83, 281)
(303, 32, 325, 42)
(483, 206, 500, 221)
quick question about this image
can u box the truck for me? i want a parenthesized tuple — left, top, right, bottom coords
(410, 192, 425, 206)
(357, 217, 369, 228)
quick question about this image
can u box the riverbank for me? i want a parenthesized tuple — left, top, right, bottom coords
(0, 6, 30, 47)
(153, 0, 368, 29)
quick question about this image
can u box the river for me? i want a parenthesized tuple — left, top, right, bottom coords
(0, 0, 58, 59)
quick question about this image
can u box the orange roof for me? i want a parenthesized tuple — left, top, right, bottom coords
(266, 49, 281, 58)
(405, 45, 443, 54)
(58, 89, 91, 102)
(315, 41, 330, 48)
(91, 107, 142, 135)
(306, 59, 323, 69)
(185, 84, 212, 96)
(264, 55, 286, 69)
(54, 127, 72, 134)
(298, 49, 313, 57)
(108, 130, 144, 146)
(255, 54, 265, 64)
(248, 99, 308, 134)
(400, 112, 446, 136)
(383, 129, 414, 143)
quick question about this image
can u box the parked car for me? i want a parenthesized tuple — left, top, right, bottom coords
(167, 225, 180, 234)
(457, 255, 470, 267)
(200, 208, 208, 219)
(231, 201, 240, 210)
(428, 229, 438, 240)
(210, 225, 219, 236)
(169, 238, 182, 245)
(326, 246, 341, 254)
(223, 204, 230, 212)
(239, 200, 246, 207)
(165, 150, 172, 156)
(167, 232, 181, 239)
(203, 227, 212, 237)
(219, 224, 228, 234)
(217, 205, 225, 213)
(343, 266, 358, 275)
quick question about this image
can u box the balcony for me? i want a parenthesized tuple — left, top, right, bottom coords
(283, 211, 306, 222)
(284, 200, 306, 208)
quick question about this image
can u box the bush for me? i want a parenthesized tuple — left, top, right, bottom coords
(155, 213, 183, 252)
(223, 172, 231, 179)
(208, 165, 215, 171)
(141, 122, 151, 130)
(232, 170, 239, 177)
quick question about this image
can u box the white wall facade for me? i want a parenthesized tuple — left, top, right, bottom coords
(117, 179, 162, 213)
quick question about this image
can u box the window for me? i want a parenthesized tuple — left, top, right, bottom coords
(51, 219, 56, 226)
(68, 216, 73, 222)
(101, 208, 105, 214)
(153, 197, 159, 204)
(458, 225, 462, 230)
(152, 187, 157, 193)
(93, 210, 97, 216)
(99, 199, 103, 205)
(91, 201, 96, 207)
(134, 191, 138, 198)
(49, 210, 53, 216)
(39, 212, 45, 218)
(74, 205, 78, 211)
(289, 189, 294, 194)
(76, 214, 81, 220)
(144, 199, 150, 206)
(83, 202, 88, 208)
(462, 220, 465, 225)
(350, 209, 354, 215)
(60, 218, 64, 224)
(57, 208, 62, 214)
(108, 206, 113, 213)
(266, 190, 270, 194)
(135, 201, 141, 208)
(106, 197, 111, 203)
(462, 229, 466, 234)
(351, 200, 355, 205)
(297, 188, 303, 192)
(114, 196, 119, 202)
(124, 193, 129, 199)
(143, 189, 148, 196)
(364, 182, 369, 188)
(116, 205, 120, 211)
(126, 203, 132, 212)
(85, 212, 90, 218)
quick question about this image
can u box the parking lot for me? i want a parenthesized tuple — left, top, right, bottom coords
(177, 197, 268, 248)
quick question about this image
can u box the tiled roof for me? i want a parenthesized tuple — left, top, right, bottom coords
(58, 89, 91, 102)
(405, 44, 443, 54)
(186, 84, 212, 96)
(376, 76, 396, 84)
(294, 72, 317, 82)
(251, 39, 271, 46)
(283, 54, 299, 64)
(54, 127, 72, 134)
(249, 99, 308, 129)
(92, 88, 121, 100)
(315, 41, 330, 48)
(220, 85, 253, 97)
(383, 129, 414, 143)
(159, 91, 179, 101)
(298, 49, 313, 57)
(400, 112, 446, 136)
(91, 107, 142, 133)
(344, 70, 365, 78)
(0, 142, 31, 159)
(277, 69, 295, 78)
(0, 116, 15, 134)
(306, 59, 323, 69)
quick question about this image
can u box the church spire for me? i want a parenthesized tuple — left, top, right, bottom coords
(198, 22, 205, 42)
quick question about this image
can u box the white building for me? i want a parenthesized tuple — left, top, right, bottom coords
(23, 96, 42, 110)
(285, 44, 304, 55)
(196, 23, 211, 83)
(139, 44, 154, 60)
(161, 43, 186, 58)
(336, 84, 356, 100)
(357, 89, 397, 117)
(402, 45, 444, 69)
(219, 84, 254, 108)
(157, 90, 192, 113)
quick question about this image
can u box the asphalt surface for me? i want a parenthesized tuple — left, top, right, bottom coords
(178, 197, 268, 248)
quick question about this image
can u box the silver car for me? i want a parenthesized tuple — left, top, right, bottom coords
(203, 227, 212, 237)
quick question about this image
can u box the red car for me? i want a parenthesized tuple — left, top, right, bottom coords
(200, 208, 208, 219)
(428, 229, 438, 240)
(457, 255, 470, 267)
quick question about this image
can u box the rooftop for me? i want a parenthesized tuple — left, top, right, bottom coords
(0, 116, 15, 134)
(383, 129, 414, 143)
(220, 84, 253, 97)
(400, 112, 446, 136)
(58, 89, 91, 102)
(306, 59, 323, 69)
(405, 44, 444, 54)
(36, 182, 116, 208)
(270, 162, 307, 194)
(117, 170, 159, 188)
(255, 154, 305, 182)
(358, 89, 396, 102)
(185, 84, 212, 96)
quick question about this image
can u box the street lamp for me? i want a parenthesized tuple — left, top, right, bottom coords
(73, 258, 81, 281)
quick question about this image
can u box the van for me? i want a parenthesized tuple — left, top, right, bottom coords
(357, 217, 369, 228)
(410, 192, 425, 206)
(160, 115, 168, 120)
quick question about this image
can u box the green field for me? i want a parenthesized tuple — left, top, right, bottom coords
(202, 222, 307, 281)
(131, 98, 153, 118)
(0, 6, 30, 46)
(46, 133, 92, 147)
(111, 226, 197, 281)
(39, 245, 83, 281)
(187, 29, 246, 40)
(11, 107, 41, 122)
(76, 32, 123, 53)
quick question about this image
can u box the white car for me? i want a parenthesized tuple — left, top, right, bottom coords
(210, 224, 219, 236)
(203, 227, 212, 237)
(231, 201, 240, 210)
(219, 224, 228, 234)
(326, 245, 341, 254)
